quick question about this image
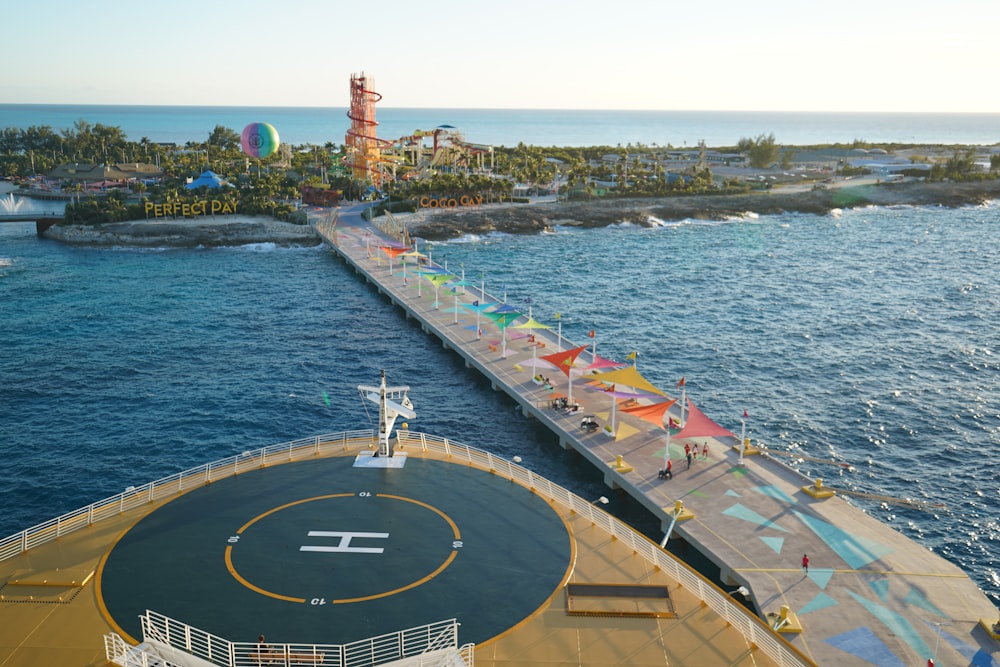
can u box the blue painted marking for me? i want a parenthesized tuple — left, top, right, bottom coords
(904, 586, 945, 617)
(808, 568, 835, 590)
(760, 536, 784, 554)
(722, 503, 790, 532)
(825, 626, 906, 667)
(752, 484, 797, 504)
(725, 489, 741, 497)
(847, 590, 931, 658)
(793, 510, 892, 569)
(868, 576, 890, 602)
(800, 591, 838, 615)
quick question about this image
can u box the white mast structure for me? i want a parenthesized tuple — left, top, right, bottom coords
(358, 370, 416, 457)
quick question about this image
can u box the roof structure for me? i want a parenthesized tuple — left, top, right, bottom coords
(48, 162, 163, 181)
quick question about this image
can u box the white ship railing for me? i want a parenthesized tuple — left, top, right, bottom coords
(0, 430, 375, 561)
(133, 610, 467, 667)
(396, 430, 813, 667)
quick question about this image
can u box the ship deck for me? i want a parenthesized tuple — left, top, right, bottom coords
(311, 203, 1000, 667)
(0, 440, 791, 667)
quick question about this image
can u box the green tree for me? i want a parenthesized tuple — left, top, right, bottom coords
(740, 133, 780, 169)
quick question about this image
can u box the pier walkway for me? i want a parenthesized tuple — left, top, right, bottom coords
(315, 203, 1000, 667)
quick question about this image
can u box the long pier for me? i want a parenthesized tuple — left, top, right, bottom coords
(0, 212, 63, 234)
(315, 203, 1000, 667)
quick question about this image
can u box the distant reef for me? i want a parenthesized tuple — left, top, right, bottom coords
(41, 216, 320, 248)
(402, 180, 1000, 240)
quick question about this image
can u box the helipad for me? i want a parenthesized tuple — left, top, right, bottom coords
(99, 456, 572, 646)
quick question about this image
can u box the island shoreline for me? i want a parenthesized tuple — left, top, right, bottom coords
(24, 178, 1000, 246)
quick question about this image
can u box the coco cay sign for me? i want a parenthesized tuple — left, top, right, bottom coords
(418, 195, 483, 209)
(144, 200, 239, 218)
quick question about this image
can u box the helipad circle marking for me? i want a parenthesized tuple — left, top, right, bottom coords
(227, 492, 461, 604)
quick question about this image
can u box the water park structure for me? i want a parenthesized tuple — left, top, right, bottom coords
(343, 72, 494, 187)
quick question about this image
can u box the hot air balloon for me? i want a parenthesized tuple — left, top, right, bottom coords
(241, 122, 280, 158)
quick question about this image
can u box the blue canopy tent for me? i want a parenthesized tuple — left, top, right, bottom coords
(185, 170, 228, 190)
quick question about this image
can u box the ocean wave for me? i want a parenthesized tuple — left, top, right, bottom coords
(447, 231, 512, 244)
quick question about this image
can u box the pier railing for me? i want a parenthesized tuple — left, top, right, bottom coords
(396, 430, 814, 667)
(0, 430, 375, 562)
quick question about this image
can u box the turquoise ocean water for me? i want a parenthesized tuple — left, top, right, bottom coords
(0, 107, 998, 610)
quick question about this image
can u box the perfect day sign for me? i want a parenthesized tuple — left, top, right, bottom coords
(144, 200, 239, 218)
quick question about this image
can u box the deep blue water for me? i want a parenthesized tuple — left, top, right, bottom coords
(2, 104, 999, 147)
(1, 201, 998, 610)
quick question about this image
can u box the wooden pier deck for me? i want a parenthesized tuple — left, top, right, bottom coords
(316, 203, 1000, 667)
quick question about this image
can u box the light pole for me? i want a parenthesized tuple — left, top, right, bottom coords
(739, 413, 747, 465)
(930, 622, 950, 666)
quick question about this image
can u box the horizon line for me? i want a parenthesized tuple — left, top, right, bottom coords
(2, 102, 999, 116)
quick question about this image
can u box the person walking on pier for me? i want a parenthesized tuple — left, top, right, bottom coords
(802, 554, 809, 573)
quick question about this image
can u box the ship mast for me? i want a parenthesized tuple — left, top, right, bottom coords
(358, 370, 415, 457)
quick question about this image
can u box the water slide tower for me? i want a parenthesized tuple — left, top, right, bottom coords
(345, 72, 387, 188)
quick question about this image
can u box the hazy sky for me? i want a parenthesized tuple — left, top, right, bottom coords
(3, 0, 997, 112)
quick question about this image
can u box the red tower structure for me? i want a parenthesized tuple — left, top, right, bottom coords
(344, 72, 389, 188)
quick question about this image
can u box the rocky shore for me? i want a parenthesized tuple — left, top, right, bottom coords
(41, 216, 320, 248)
(33, 178, 1000, 246)
(400, 179, 1000, 240)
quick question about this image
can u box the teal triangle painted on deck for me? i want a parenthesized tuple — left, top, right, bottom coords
(904, 586, 945, 617)
(868, 577, 890, 602)
(722, 503, 790, 532)
(793, 509, 892, 569)
(846, 589, 931, 659)
(752, 484, 797, 504)
(760, 536, 784, 554)
(808, 568, 835, 590)
(800, 591, 838, 615)
(725, 489, 741, 498)
(825, 627, 906, 667)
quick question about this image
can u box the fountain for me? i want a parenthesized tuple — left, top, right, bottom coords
(0, 192, 26, 214)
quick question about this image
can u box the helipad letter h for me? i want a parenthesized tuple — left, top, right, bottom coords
(299, 531, 389, 554)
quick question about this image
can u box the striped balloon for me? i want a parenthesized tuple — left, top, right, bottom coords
(241, 122, 280, 158)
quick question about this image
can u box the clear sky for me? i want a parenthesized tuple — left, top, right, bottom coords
(3, 0, 997, 112)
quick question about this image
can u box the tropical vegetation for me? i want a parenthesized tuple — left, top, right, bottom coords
(1, 120, 997, 225)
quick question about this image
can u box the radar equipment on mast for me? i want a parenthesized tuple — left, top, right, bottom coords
(358, 370, 415, 457)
